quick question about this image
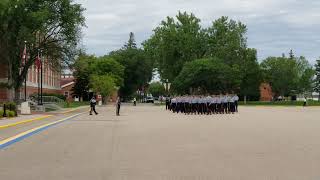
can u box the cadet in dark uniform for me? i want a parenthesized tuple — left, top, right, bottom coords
(116, 97, 121, 116)
(165, 97, 170, 110)
(90, 97, 98, 115)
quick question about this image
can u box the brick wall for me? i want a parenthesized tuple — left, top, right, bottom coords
(260, 83, 273, 101)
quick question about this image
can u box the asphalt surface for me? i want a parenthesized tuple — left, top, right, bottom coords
(1, 105, 320, 180)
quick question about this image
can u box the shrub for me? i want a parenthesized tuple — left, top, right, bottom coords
(0, 110, 3, 118)
(2, 102, 17, 116)
(6, 110, 15, 118)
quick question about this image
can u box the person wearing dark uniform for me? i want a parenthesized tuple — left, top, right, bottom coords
(90, 97, 98, 115)
(165, 97, 170, 110)
(234, 94, 239, 112)
(116, 97, 121, 116)
(171, 97, 177, 113)
(229, 94, 236, 114)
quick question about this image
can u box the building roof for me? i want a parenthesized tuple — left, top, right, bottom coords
(60, 77, 75, 88)
(61, 81, 75, 88)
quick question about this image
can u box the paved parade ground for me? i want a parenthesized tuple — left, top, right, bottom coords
(1, 105, 320, 180)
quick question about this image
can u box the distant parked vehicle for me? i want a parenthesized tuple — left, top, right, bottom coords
(146, 96, 154, 103)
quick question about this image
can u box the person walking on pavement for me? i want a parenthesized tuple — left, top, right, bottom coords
(133, 97, 137, 106)
(90, 97, 98, 115)
(116, 97, 121, 116)
(303, 96, 307, 107)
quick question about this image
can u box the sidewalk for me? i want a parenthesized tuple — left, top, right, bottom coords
(0, 114, 52, 129)
(0, 106, 89, 129)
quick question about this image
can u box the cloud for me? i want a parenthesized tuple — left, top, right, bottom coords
(75, 0, 320, 63)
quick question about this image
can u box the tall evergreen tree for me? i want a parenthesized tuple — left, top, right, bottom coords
(289, 49, 295, 60)
(124, 32, 137, 49)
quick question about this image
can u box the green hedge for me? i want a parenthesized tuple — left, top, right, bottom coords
(239, 100, 320, 106)
(1, 102, 18, 117)
(0, 110, 15, 118)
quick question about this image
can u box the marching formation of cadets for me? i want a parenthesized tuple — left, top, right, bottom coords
(166, 94, 239, 115)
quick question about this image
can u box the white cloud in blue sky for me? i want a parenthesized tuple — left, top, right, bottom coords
(76, 0, 320, 63)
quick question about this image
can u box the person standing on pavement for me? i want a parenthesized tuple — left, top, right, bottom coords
(116, 97, 121, 116)
(166, 96, 170, 110)
(90, 97, 98, 115)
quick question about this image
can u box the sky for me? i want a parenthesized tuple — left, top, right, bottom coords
(75, 0, 320, 64)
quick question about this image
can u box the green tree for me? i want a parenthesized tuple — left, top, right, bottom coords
(206, 16, 248, 65)
(91, 56, 124, 86)
(90, 75, 116, 101)
(124, 32, 137, 49)
(173, 58, 241, 94)
(261, 57, 298, 97)
(110, 32, 153, 98)
(239, 48, 262, 101)
(0, 0, 85, 101)
(73, 54, 124, 101)
(295, 56, 315, 95)
(260, 56, 315, 98)
(148, 82, 165, 97)
(315, 59, 320, 101)
(143, 11, 207, 82)
(72, 54, 95, 101)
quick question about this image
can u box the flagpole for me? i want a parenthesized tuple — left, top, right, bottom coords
(37, 49, 40, 105)
(40, 49, 43, 105)
(24, 41, 27, 102)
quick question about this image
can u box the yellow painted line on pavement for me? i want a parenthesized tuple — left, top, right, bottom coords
(0, 113, 83, 149)
(0, 115, 53, 130)
(61, 107, 90, 114)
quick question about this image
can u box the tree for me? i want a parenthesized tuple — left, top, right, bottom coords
(261, 57, 298, 97)
(148, 82, 165, 97)
(144, 13, 260, 99)
(314, 59, 320, 101)
(289, 49, 295, 60)
(239, 48, 262, 101)
(143, 11, 207, 82)
(206, 16, 248, 66)
(0, 0, 85, 101)
(295, 56, 315, 95)
(124, 32, 137, 49)
(72, 54, 124, 101)
(172, 58, 241, 94)
(260, 56, 314, 98)
(90, 75, 116, 102)
(110, 32, 154, 98)
(72, 54, 95, 101)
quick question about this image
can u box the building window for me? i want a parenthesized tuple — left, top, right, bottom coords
(64, 91, 69, 98)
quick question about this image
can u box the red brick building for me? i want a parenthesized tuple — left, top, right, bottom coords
(260, 83, 273, 101)
(0, 59, 61, 102)
(60, 74, 77, 101)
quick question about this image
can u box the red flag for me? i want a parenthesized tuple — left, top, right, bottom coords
(36, 55, 41, 70)
(21, 44, 27, 65)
